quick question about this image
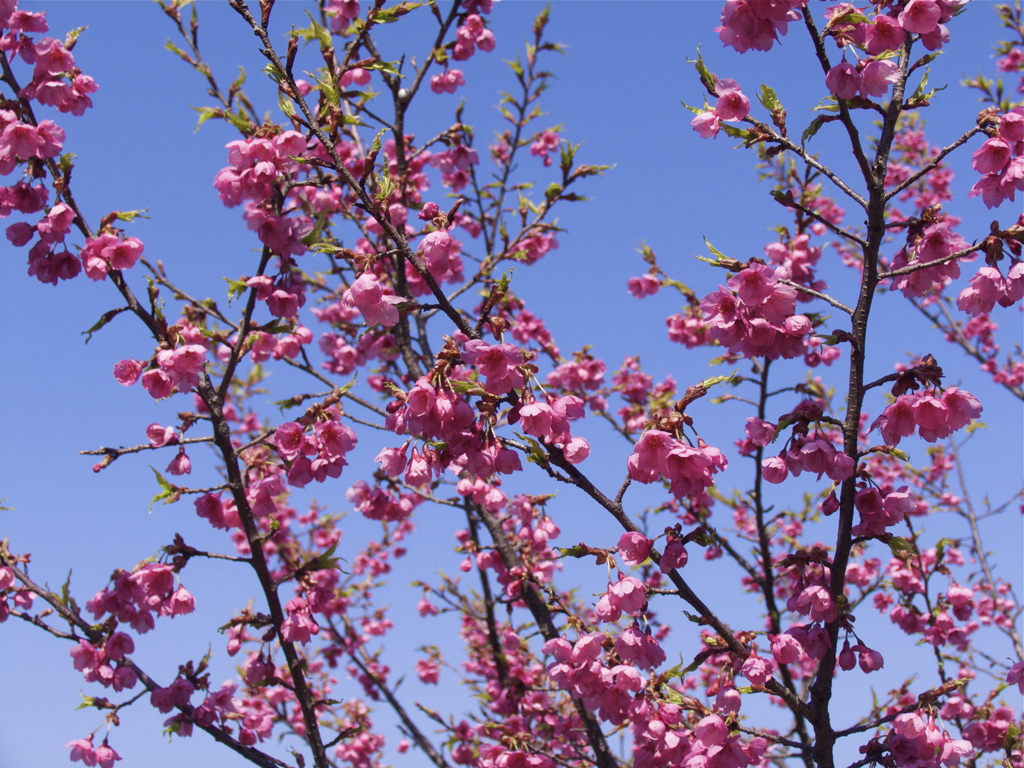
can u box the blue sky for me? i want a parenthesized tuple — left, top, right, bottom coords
(1, 2, 1021, 767)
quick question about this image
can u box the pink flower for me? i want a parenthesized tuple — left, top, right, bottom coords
(274, 421, 307, 460)
(561, 436, 590, 464)
(761, 455, 788, 484)
(770, 633, 803, 665)
(660, 540, 688, 572)
(615, 624, 667, 670)
(66, 737, 97, 766)
(972, 138, 1011, 176)
(104, 632, 135, 660)
(617, 532, 653, 566)
(716, 0, 805, 54)
(744, 417, 775, 447)
(417, 597, 439, 617)
(166, 448, 191, 476)
(627, 274, 660, 298)
(838, 639, 857, 671)
(825, 61, 860, 100)
(595, 574, 647, 622)
(714, 78, 750, 121)
(859, 59, 898, 98)
(1007, 660, 1024, 693)
(461, 340, 525, 395)
(871, 394, 917, 446)
(865, 15, 906, 54)
(375, 443, 409, 477)
(898, 0, 941, 35)
(430, 69, 465, 94)
(342, 272, 403, 327)
(741, 652, 774, 685)
(141, 369, 173, 400)
(691, 110, 721, 139)
(941, 387, 982, 431)
(339, 67, 370, 88)
(854, 643, 884, 672)
(415, 658, 440, 684)
(419, 229, 455, 274)
(113, 359, 144, 386)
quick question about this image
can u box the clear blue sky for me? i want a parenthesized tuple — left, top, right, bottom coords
(1, 2, 1020, 767)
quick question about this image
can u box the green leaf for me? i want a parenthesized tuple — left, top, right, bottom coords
(757, 84, 782, 112)
(886, 536, 916, 555)
(148, 467, 180, 512)
(278, 89, 296, 117)
(340, 114, 371, 127)
(679, 99, 706, 116)
(517, 192, 540, 216)
(801, 114, 838, 146)
(907, 67, 947, 106)
(1004, 722, 1021, 749)
(193, 106, 221, 132)
(496, 268, 515, 294)
(64, 26, 88, 51)
(224, 276, 249, 303)
(505, 57, 523, 78)
(58, 153, 76, 175)
(82, 307, 129, 344)
(301, 541, 342, 573)
(300, 215, 328, 247)
(309, 241, 347, 255)
(113, 209, 150, 222)
(364, 59, 402, 77)
(812, 95, 841, 113)
(224, 109, 253, 133)
(910, 51, 942, 73)
(369, 1, 423, 24)
(553, 544, 588, 559)
(720, 123, 755, 141)
(686, 45, 717, 92)
(263, 62, 284, 85)
(375, 160, 395, 201)
(449, 379, 486, 396)
(699, 371, 738, 390)
(164, 40, 195, 65)
(300, 11, 332, 50)
(515, 433, 549, 465)
(319, 73, 340, 106)
(60, 570, 74, 609)
(369, 127, 387, 154)
(702, 238, 734, 266)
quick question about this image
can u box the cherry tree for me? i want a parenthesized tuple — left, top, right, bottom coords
(1, 1, 1022, 768)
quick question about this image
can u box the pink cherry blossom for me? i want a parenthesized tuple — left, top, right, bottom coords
(618, 532, 653, 566)
(714, 78, 750, 121)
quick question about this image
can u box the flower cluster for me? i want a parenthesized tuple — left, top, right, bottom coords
(700, 262, 813, 359)
(341, 272, 403, 327)
(870, 386, 982, 445)
(515, 393, 590, 464)
(273, 413, 359, 488)
(825, 58, 899, 100)
(627, 429, 728, 500)
(86, 562, 195, 635)
(716, 0, 808, 53)
(691, 78, 750, 139)
(969, 107, 1024, 209)
(452, 13, 495, 61)
(430, 68, 465, 94)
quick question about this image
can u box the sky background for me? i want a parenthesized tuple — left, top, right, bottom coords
(1, 2, 1021, 767)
